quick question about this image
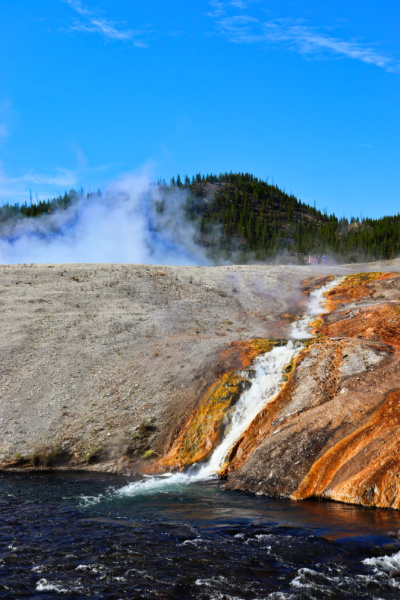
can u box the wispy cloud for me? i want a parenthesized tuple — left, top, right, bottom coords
(0, 161, 115, 206)
(63, 0, 148, 47)
(209, 4, 399, 74)
(207, 0, 256, 18)
(0, 124, 8, 143)
(18, 169, 79, 188)
(229, 1, 253, 8)
(0, 166, 78, 205)
(0, 99, 14, 144)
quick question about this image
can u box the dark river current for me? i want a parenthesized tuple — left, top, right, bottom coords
(1, 471, 400, 599)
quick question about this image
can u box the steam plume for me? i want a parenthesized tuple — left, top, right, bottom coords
(0, 174, 211, 266)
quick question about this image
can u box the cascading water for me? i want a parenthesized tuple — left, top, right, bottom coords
(290, 276, 339, 339)
(197, 342, 301, 478)
(118, 277, 340, 497)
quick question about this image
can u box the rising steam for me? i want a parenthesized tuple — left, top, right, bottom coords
(0, 174, 211, 265)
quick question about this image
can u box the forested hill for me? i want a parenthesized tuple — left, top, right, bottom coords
(1, 173, 399, 264)
(175, 172, 400, 263)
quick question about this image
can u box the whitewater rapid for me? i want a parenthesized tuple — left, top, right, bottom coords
(117, 277, 339, 498)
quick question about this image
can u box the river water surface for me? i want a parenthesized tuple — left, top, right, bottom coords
(1, 471, 400, 599)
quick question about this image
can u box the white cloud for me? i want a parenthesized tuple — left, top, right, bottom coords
(19, 169, 79, 188)
(63, 0, 147, 47)
(209, 4, 399, 74)
(230, 1, 252, 8)
(0, 99, 14, 144)
(207, 1, 226, 18)
(0, 160, 115, 206)
(0, 124, 8, 142)
(207, 0, 256, 18)
(0, 166, 77, 205)
(262, 21, 399, 72)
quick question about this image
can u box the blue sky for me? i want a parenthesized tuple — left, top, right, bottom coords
(0, 0, 399, 218)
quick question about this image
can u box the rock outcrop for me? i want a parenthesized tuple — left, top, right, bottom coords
(222, 272, 400, 508)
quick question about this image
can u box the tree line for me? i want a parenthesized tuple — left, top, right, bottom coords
(1, 173, 399, 263)
(0, 188, 101, 223)
(166, 171, 400, 263)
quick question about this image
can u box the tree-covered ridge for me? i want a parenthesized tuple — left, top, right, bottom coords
(0, 189, 101, 224)
(166, 171, 400, 262)
(180, 173, 329, 260)
(1, 172, 399, 263)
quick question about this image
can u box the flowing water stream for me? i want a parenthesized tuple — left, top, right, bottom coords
(119, 276, 340, 495)
(2, 467, 400, 599)
(3, 276, 400, 598)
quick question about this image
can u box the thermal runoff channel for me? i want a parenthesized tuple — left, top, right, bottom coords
(116, 279, 339, 498)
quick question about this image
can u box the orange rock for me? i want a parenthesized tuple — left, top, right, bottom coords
(319, 303, 400, 348)
(323, 272, 396, 313)
(156, 271, 400, 510)
(158, 340, 285, 471)
(292, 388, 400, 508)
(224, 272, 400, 509)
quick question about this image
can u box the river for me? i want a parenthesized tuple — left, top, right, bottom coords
(1, 471, 400, 599)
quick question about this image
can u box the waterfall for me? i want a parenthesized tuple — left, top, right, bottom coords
(117, 277, 339, 497)
(196, 341, 301, 477)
